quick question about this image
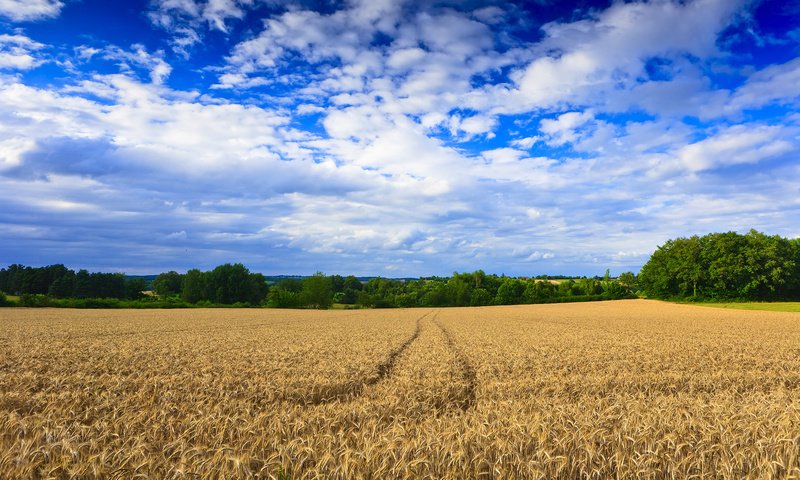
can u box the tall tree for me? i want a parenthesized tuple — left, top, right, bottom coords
(153, 271, 183, 297)
(302, 272, 333, 309)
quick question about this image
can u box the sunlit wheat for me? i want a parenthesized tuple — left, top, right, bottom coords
(1, 300, 799, 478)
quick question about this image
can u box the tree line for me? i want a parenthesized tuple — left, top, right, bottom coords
(4, 229, 797, 308)
(0, 263, 636, 308)
(639, 230, 800, 301)
(286, 270, 636, 308)
(0, 264, 146, 303)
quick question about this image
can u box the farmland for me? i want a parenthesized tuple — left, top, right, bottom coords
(1, 300, 800, 478)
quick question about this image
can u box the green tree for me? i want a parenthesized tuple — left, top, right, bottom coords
(204, 263, 266, 305)
(640, 230, 799, 301)
(266, 287, 302, 308)
(523, 280, 557, 303)
(617, 272, 638, 291)
(74, 269, 92, 298)
(125, 278, 148, 300)
(181, 269, 207, 303)
(446, 273, 472, 306)
(48, 270, 76, 298)
(469, 288, 492, 306)
(302, 272, 333, 309)
(495, 277, 525, 305)
(153, 271, 183, 297)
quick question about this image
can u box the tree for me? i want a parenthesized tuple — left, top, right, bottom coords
(125, 278, 147, 300)
(153, 271, 183, 297)
(266, 286, 302, 308)
(181, 269, 207, 303)
(74, 269, 92, 298)
(302, 272, 333, 309)
(343, 275, 362, 292)
(617, 272, 637, 291)
(446, 273, 472, 306)
(48, 270, 76, 298)
(740, 230, 796, 300)
(640, 230, 799, 301)
(469, 288, 492, 306)
(203, 263, 267, 305)
(495, 277, 525, 305)
(523, 280, 556, 303)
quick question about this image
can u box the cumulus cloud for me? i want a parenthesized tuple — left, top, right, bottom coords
(0, 34, 45, 70)
(510, 0, 745, 112)
(2, 0, 800, 275)
(539, 111, 594, 146)
(0, 0, 63, 21)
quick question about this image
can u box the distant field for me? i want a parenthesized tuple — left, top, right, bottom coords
(695, 301, 800, 313)
(1, 300, 799, 478)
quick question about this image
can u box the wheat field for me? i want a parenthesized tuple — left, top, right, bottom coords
(1, 299, 799, 478)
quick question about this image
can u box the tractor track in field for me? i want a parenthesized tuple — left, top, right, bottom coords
(432, 315, 478, 412)
(283, 311, 429, 405)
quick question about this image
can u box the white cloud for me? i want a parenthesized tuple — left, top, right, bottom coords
(0, 137, 34, 170)
(472, 6, 506, 25)
(675, 125, 794, 172)
(511, 136, 540, 149)
(0, 0, 63, 21)
(2, 0, 800, 276)
(91, 44, 173, 85)
(0, 34, 45, 70)
(727, 58, 800, 113)
(539, 111, 594, 146)
(148, 0, 254, 54)
(513, 0, 745, 111)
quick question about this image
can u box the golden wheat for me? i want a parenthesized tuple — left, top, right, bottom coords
(1, 300, 799, 478)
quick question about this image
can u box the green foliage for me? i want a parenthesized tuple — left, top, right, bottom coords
(617, 271, 638, 291)
(0, 291, 12, 307)
(495, 277, 526, 305)
(2, 262, 638, 310)
(207, 263, 267, 305)
(178, 264, 267, 305)
(153, 271, 183, 297)
(302, 272, 333, 309)
(125, 278, 148, 300)
(469, 288, 492, 306)
(48, 271, 76, 298)
(181, 269, 206, 303)
(19, 294, 56, 307)
(640, 230, 799, 301)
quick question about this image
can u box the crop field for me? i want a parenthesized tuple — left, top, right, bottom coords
(1, 300, 800, 479)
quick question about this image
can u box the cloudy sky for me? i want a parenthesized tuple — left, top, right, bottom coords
(0, 0, 798, 276)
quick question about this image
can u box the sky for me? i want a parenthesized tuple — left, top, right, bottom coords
(0, 0, 799, 277)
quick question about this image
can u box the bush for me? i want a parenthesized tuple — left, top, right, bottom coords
(19, 294, 55, 307)
(0, 291, 11, 307)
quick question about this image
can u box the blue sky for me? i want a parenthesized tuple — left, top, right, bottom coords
(0, 0, 799, 276)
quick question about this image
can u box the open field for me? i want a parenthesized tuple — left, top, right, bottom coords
(694, 301, 800, 313)
(2, 300, 800, 478)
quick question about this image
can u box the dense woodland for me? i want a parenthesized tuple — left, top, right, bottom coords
(639, 230, 800, 301)
(3, 229, 799, 308)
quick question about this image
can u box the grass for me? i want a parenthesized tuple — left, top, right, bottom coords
(4, 295, 19, 304)
(694, 301, 800, 312)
